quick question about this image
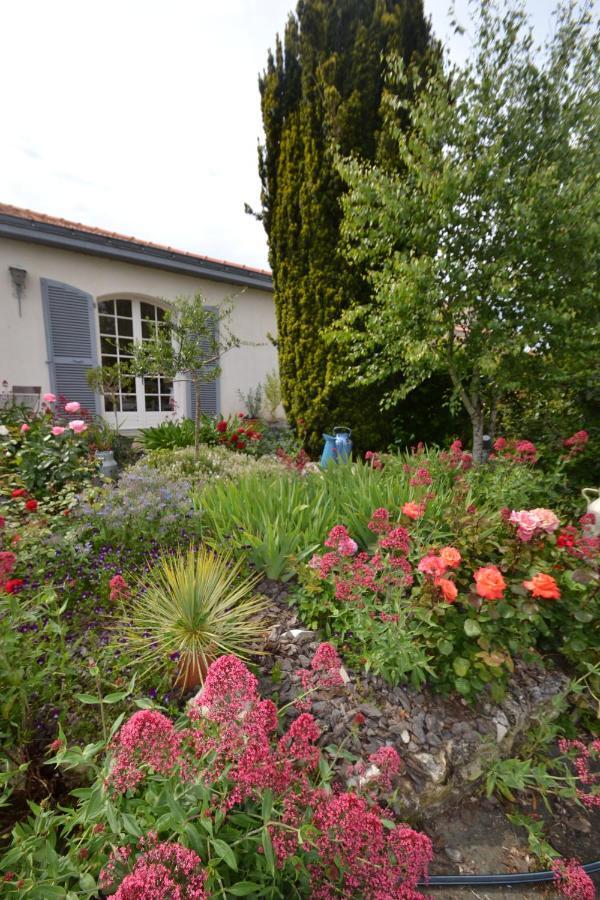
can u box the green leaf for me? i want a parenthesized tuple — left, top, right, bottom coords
(574, 609, 593, 623)
(79, 873, 96, 891)
(212, 838, 238, 871)
(453, 657, 470, 677)
(103, 690, 131, 704)
(122, 812, 142, 837)
(74, 693, 100, 705)
(464, 619, 482, 637)
(262, 828, 275, 875)
(261, 788, 273, 823)
(228, 883, 262, 896)
(438, 639, 454, 655)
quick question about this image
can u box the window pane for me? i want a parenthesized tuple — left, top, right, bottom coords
(142, 320, 155, 340)
(101, 354, 118, 366)
(101, 336, 118, 355)
(141, 302, 156, 321)
(160, 396, 172, 411)
(144, 377, 159, 394)
(120, 376, 136, 393)
(160, 378, 173, 393)
(116, 299, 132, 318)
(98, 299, 114, 315)
(119, 338, 134, 356)
(104, 395, 115, 412)
(145, 395, 159, 412)
(122, 395, 138, 412)
(156, 306, 167, 321)
(117, 317, 133, 337)
(99, 315, 115, 335)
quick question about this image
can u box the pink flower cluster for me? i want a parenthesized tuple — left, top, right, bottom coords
(324, 524, 358, 557)
(107, 710, 182, 793)
(109, 574, 129, 602)
(493, 437, 538, 465)
(551, 858, 595, 900)
(563, 430, 589, 458)
(100, 836, 207, 899)
(297, 641, 345, 694)
(307, 792, 432, 898)
(558, 738, 600, 810)
(509, 508, 560, 542)
(348, 745, 403, 794)
(440, 439, 473, 471)
(365, 450, 383, 469)
(309, 509, 415, 606)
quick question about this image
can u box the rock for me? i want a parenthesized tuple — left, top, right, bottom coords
(413, 751, 447, 784)
(493, 711, 510, 743)
(400, 729, 410, 744)
(358, 703, 382, 718)
(445, 848, 463, 863)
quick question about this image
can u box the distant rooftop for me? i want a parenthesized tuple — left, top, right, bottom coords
(0, 203, 273, 292)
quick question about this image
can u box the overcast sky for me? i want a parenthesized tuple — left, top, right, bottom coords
(0, 0, 569, 271)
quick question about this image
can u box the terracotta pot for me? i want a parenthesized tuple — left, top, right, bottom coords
(174, 653, 212, 693)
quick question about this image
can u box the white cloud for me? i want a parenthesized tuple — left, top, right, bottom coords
(0, 0, 563, 271)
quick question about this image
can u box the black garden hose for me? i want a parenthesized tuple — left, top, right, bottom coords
(418, 858, 600, 888)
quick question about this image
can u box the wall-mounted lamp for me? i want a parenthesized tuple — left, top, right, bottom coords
(9, 267, 27, 317)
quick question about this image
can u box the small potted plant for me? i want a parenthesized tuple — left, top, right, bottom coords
(87, 419, 118, 478)
(119, 546, 268, 692)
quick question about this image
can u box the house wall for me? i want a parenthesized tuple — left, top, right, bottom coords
(0, 237, 280, 422)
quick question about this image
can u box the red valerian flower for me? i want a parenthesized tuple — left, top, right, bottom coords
(109, 574, 129, 602)
(0, 516, 5, 528)
(24, 499, 38, 512)
(551, 858, 595, 900)
(11, 488, 27, 498)
(5, 578, 24, 594)
(215, 419, 227, 433)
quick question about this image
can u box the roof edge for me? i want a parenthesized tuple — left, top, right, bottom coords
(0, 212, 273, 293)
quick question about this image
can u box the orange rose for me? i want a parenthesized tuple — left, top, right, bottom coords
(523, 573, 560, 600)
(440, 546, 462, 569)
(435, 577, 458, 603)
(474, 565, 506, 600)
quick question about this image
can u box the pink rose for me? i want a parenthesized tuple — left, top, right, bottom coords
(43, 392, 57, 403)
(509, 509, 538, 542)
(64, 401, 81, 414)
(51, 426, 66, 436)
(529, 508, 560, 535)
(20, 424, 30, 433)
(68, 419, 87, 434)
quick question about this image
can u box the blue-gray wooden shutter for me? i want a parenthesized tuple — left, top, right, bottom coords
(188, 306, 219, 418)
(41, 278, 100, 415)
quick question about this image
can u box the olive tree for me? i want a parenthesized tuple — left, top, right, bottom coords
(331, 0, 599, 462)
(132, 294, 241, 460)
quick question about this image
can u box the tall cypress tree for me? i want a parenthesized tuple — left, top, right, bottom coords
(258, 0, 439, 453)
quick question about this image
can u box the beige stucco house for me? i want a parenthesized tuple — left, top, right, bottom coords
(0, 203, 277, 429)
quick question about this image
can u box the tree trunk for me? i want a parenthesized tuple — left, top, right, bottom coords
(471, 409, 485, 466)
(193, 378, 201, 463)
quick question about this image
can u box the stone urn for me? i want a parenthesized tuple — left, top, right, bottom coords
(95, 449, 118, 479)
(582, 488, 600, 536)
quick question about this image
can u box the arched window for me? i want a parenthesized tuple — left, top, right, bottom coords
(96, 297, 174, 425)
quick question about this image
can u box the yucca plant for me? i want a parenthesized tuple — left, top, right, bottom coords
(122, 546, 268, 690)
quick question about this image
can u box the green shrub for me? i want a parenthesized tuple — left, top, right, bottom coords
(139, 417, 200, 450)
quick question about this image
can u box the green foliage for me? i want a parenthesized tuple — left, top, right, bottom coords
(237, 384, 263, 418)
(131, 293, 241, 459)
(120, 547, 268, 684)
(139, 417, 199, 450)
(258, 0, 437, 453)
(333, 0, 600, 462)
(0, 407, 98, 505)
(263, 369, 282, 420)
(86, 364, 129, 431)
